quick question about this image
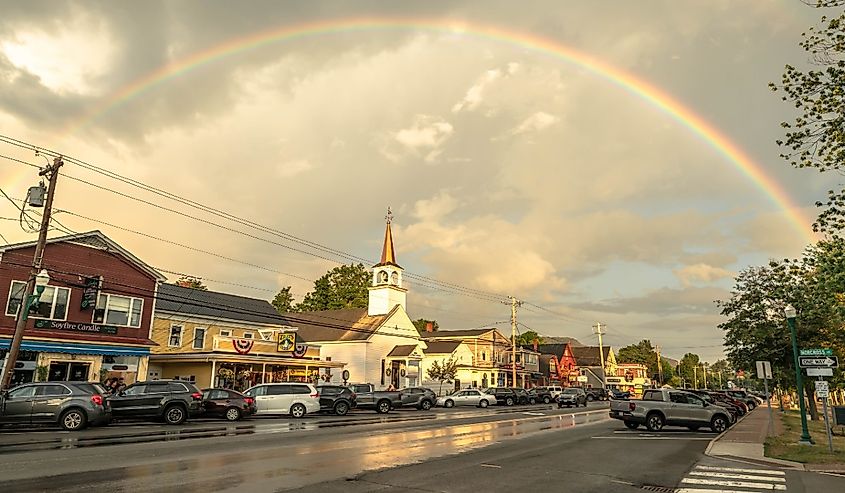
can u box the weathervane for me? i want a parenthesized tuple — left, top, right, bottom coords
(385, 206, 393, 224)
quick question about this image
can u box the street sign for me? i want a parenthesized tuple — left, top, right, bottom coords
(800, 348, 834, 357)
(816, 381, 829, 398)
(755, 361, 773, 379)
(807, 368, 834, 377)
(798, 356, 839, 368)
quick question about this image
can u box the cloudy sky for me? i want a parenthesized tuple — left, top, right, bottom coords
(0, 1, 836, 362)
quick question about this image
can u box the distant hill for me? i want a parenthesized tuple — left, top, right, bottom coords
(542, 336, 584, 347)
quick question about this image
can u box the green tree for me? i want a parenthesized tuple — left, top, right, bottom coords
(679, 353, 701, 388)
(176, 276, 207, 290)
(426, 357, 458, 395)
(296, 263, 371, 312)
(516, 330, 543, 346)
(617, 340, 659, 379)
(271, 286, 296, 314)
(413, 319, 439, 332)
(771, 1, 845, 233)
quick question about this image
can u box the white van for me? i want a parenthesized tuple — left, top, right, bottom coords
(243, 383, 320, 418)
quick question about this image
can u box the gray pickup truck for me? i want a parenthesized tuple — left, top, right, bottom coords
(609, 388, 734, 433)
(348, 383, 402, 414)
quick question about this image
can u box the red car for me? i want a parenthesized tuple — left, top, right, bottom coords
(201, 388, 256, 421)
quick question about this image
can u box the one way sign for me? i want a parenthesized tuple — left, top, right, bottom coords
(798, 356, 839, 368)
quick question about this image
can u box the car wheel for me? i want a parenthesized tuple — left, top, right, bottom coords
(543, 396, 551, 404)
(376, 400, 391, 414)
(420, 400, 432, 411)
(334, 401, 349, 416)
(444, 399, 455, 408)
(290, 403, 307, 418)
(505, 397, 514, 406)
(59, 408, 87, 431)
(164, 404, 187, 425)
(586, 395, 594, 402)
(624, 421, 639, 430)
(224, 407, 242, 422)
(529, 398, 536, 405)
(687, 425, 700, 432)
(710, 415, 728, 433)
(479, 399, 489, 408)
(645, 412, 664, 432)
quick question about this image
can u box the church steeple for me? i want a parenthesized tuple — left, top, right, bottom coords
(377, 207, 399, 267)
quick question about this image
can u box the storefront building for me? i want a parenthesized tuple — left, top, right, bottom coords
(420, 327, 514, 390)
(0, 231, 163, 386)
(149, 284, 345, 391)
(607, 363, 651, 397)
(536, 343, 578, 386)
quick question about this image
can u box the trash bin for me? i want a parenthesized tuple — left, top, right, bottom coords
(834, 406, 845, 429)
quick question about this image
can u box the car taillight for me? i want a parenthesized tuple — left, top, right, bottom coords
(191, 392, 203, 400)
(628, 402, 636, 411)
(351, 393, 357, 400)
(91, 395, 104, 406)
(244, 397, 254, 406)
(311, 392, 319, 398)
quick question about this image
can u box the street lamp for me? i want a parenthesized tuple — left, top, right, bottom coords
(26, 269, 51, 319)
(785, 304, 813, 445)
(1, 269, 50, 389)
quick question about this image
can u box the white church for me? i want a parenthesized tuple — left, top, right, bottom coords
(285, 212, 426, 388)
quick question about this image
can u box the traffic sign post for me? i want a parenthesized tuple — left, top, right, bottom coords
(807, 368, 834, 377)
(800, 348, 834, 356)
(816, 379, 834, 453)
(798, 356, 839, 369)
(756, 361, 775, 436)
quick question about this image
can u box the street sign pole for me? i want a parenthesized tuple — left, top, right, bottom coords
(817, 377, 834, 453)
(764, 376, 774, 437)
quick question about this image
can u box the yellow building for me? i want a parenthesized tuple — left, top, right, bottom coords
(148, 284, 344, 390)
(609, 363, 652, 398)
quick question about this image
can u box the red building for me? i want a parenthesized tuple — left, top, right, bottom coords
(0, 231, 165, 386)
(536, 343, 579, 386)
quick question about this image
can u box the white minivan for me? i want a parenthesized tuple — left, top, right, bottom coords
(243, 383, 320, 418)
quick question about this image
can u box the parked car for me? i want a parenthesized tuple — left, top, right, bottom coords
(710, 391, 748, 415)
(686, 390, 739, 422)
(557, 387, 588, 408)
(609, 388, 631, 400)
(347, 383, 402, 414)
(511, 388, 531, 405)
(397, 387, 437, 411)
(108, 380, 203, 425)
(526, 387, 553, 404)
(483, 387, 518, 406)
(437, 388, 496, 408)
(243, 383, 320, 418)
(0, 381, 111, 431)
(200, 388, 255, 421)
(542, 386, 564, 400)
(609, 388, 733, 432)
(723, 390, 758, 410)
(585, 388, 609, 402)
(316, 385, 357, 416)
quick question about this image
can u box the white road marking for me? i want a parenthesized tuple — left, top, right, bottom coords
(687, 471, 786, 482)
(681, 477, 786, 490)
(676, 489, 759, 493)
(521, 412, 545, 416)
(693, 465, 785, 476)
(480, 464, 501, 469)
(591, 436, 712, 440)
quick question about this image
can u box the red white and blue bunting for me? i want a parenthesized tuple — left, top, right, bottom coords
(232, 338, 254, 354)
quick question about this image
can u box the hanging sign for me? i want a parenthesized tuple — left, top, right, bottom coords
(232, 339, 254, 354)
(80, 276, 101, 310)
(277, 333, 295, 352)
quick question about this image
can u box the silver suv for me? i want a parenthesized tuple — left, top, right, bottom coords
(0, 381, 111, 431)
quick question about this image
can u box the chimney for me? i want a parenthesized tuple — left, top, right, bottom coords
(425, 321, 434, 332)
(533, 338, 539, 351)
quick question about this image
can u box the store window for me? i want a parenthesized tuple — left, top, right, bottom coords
(6, 281, 70, 320)
(193, 327, 206, 349)
(93, 293, 143, 327)
(242, 332, 254, 339)
(219, 329, 232, 337)
(169, 325, 183, 347)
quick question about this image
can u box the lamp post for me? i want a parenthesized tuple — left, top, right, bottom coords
(785, 304, 813, 445)
(1, 269, 50, 388)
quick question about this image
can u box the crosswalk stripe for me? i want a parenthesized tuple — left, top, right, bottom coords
(694, 465, 785, 476)
(688, 471, 786, 483)
(676, 489, 761, 493)
(681, 477, 787, 490)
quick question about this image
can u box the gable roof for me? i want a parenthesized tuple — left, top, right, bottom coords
(422, 341, 461, 355)
(570, 346, 608, 367)
(535, 344, 571, 357)
(156, 283, 286, 326)
(281, 306, 396, 342)
(420, 328, 495, 339)
(0, 230, 165, 281)
(387, 345, 418, 357)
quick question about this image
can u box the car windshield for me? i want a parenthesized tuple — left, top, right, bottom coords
(563, 389, 579, 394)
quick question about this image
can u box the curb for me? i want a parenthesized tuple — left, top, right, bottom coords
(704, 407, 804, 470)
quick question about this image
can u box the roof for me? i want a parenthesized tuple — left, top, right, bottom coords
(374, 217, 401, 269)
(420, 328, 494, 339)
(535, 344, 571, 357)
(387, 345, 418, 357)
(156, 283, 286, 325)
(281, 307, 394, 342)
(570, 346, 608, 367)
(422, 341, 461, 354)
(0, 230, 165, 281)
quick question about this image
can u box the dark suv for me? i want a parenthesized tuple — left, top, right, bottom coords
(526, 387, 553, 404)
(0, 381, 111, 431)
(484, 387, 517, 406)
(585, 388, 609, 402)
(107, 380, 203, 425)
(317, 385, 357, 415)
(398, 387, 437, 410)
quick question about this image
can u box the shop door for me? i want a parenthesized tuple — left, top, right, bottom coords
(390, 361, 401, 389)
(69, 363, 90, 381)
(48, 362, 69, 381)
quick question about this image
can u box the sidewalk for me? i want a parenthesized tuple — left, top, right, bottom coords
(706, 403, 804, 469)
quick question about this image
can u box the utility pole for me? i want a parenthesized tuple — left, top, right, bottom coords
(655, 345, 663, 385)
(703, 363, 708, 390)
(693, 365, 698, 389)
(507, 296, 522, 388)
(593, 322, 606, 388)
(1, 156, 63, 391)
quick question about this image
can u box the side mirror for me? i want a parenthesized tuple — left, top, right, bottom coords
(702, 402, 709, 407)
(0, 390, 7, 398)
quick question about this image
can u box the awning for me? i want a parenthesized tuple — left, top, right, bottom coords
(0, 339, 150, 357)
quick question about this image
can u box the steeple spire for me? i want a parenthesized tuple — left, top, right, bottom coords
(379, 207, 397, 266)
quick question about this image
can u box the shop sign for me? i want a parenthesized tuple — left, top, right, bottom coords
(277, 333, 295, 352)
(34, 319, 117, 334)
(80, 276, 101, 310)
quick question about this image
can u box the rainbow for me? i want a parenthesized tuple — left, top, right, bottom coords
(51, 17, 814, 239)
